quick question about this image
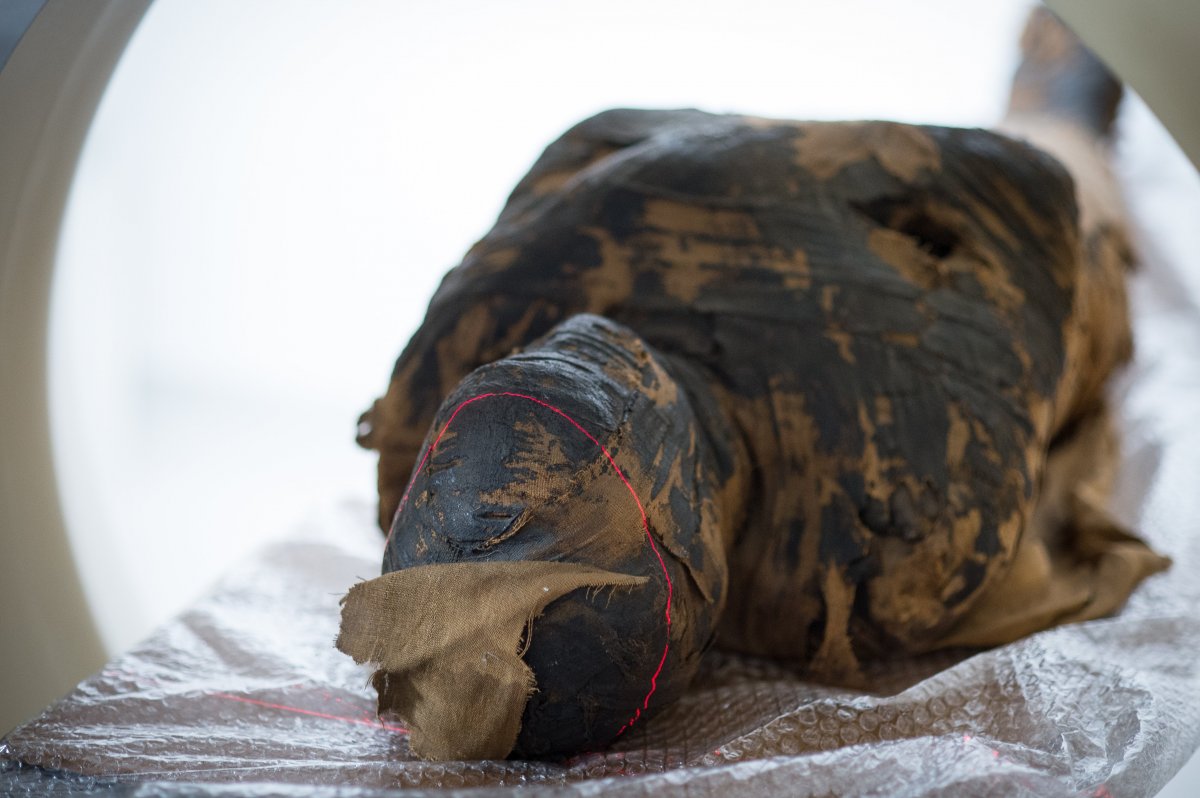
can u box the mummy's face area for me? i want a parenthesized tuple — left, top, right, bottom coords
(376, 316, 721, 757)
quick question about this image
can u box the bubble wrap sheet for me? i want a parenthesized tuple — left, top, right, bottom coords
(4, 141, 1200, 798)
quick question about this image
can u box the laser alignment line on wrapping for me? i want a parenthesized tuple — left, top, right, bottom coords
(387, 390, 674, 739)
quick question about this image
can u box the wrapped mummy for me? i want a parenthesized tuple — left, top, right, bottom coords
(338, 10, 1169, 761)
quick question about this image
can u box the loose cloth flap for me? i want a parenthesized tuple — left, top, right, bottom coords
(336, 560, 647, 760)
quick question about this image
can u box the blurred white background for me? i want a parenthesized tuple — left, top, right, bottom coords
(45, 1, 1199, 791)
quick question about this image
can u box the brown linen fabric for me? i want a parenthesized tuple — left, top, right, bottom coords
(336, 560, 647, 760)
(936, 408, 1170, 648)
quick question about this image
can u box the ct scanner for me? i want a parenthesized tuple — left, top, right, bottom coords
(1, 0, 1198, 789)
(1, 0, 153, 736)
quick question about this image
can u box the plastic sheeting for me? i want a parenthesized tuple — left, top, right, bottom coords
(4, 124, 1200, 798)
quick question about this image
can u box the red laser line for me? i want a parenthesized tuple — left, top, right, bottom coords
(386, 391, 674, 739)
(213, 692, 408, 734)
